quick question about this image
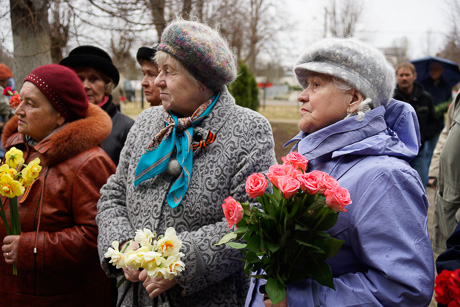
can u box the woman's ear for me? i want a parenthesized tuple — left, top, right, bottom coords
(57, 114, 66, 126)
(348, 90, 364, 114)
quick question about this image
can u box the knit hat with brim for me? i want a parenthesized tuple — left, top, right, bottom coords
(294, 38, 396, 108)
(60, 45, 120, 87)
(137, 46, 157, 65)
(24, 64, 89, 122)
(157, 20, 237, 91)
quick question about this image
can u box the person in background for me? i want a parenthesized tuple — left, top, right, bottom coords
(0, 64, 116, 306)
(0, 63, 15, 123)
(136, 46, 162, 107)
(246, 38, 434, 307)
(422, 61, 453, 186)
(431, 92, 460, 254)
(437, 220, 460, 276)
(60, 46, 134, 166)
(0, 63, 16, 159)
(96, 19, 276, 307)
(422, 62, 452, 108)
(393, 62, 438, 186)
(428, 98, 456, 188)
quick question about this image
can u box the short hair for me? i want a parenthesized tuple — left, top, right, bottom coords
(396, 62, 416, 74)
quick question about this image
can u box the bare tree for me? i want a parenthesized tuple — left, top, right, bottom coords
(323, 0, 364, 38)
(9, 0, 52, 85)
(438, 0, 460, 63)
(49, 0, 74, 63)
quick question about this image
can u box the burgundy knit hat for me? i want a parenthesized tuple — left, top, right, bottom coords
(24, 64, 89, 121)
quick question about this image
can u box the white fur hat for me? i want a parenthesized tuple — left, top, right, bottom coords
(294, 38, 396, 108)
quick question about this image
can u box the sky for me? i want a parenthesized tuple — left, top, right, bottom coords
(0, 0, 453, 69)
(280, 0, 452, 66)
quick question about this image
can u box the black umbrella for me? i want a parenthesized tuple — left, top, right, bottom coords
(410, 56, 460, 88)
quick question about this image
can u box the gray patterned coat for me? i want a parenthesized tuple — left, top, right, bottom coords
(96, 86, 277, 306)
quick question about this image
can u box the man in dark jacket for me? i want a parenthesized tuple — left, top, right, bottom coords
(393, 62, 438, 186)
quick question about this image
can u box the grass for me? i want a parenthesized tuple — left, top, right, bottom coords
(258, 104, 300, 121)
(119, 99, 300, 163)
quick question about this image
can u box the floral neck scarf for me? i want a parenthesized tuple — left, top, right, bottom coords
(134, 93, 220, 208)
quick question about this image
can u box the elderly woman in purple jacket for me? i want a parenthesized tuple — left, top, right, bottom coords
(246, 38, 435, 307)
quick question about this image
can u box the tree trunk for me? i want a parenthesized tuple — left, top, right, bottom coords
(9, 0, 52, 88)
(181, 0, 192, 19)
(149, 0, 166, 39)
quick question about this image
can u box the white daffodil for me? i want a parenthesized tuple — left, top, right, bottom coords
(156, 227, 182, 257)
(134, 228, 156, 247)
(104, 241, 126, 269)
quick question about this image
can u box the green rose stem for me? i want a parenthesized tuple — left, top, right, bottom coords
(308, 208, 330, 239)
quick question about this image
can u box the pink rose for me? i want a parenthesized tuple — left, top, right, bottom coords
(277, 176, 300, 199)
(323, 174, 339, 193)
(281, 152, 309, 172)
(222, 197, 244, 228)
(267, 164, 286, 188)
(324, 185, 352, 212)
(297, 170, 325, 195)
(246, 173, 268, 198)
(280, 164, 302, 179)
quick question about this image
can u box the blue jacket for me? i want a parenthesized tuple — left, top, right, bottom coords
(245, 100, 434, 307)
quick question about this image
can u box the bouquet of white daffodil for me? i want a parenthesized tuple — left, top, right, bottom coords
(0, 147, 42, 275)
(105, 227, 185, 280)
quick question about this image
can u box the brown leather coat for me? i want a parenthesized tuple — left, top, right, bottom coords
(0, 104, 116, 306)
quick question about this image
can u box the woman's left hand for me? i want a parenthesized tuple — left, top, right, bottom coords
(2, 235, 20, 265)
(139, 270, 178, 298)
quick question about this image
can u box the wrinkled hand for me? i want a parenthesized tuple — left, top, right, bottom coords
(139, 270, 178, 298)
(123, 267, 142, 282)
(121, 240, 141, 282)
(264, 295, 287, 307)
(2, 235, 20, 265)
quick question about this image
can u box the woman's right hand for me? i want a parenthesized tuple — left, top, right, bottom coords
(121, 240, 140, 282)
(123, 267, 141, 282)
(264, 296, 287, 307)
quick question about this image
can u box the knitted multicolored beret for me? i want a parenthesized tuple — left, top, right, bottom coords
(294, 38, 396, 108)
(157, 20, 237, 91)
(24, 64, 89, 121)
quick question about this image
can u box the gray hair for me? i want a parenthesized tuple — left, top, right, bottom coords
(332, 76, 372, 121)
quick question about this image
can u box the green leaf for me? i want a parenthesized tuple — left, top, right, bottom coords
(295, 239, 325, 254)
(244, 233, 264, 253)
(266, 277, 286, 306)
(226, 242, 247, 249)
(294, 223, 309, 231)
(265, 240, 280, 253)
(315, 231, 330, 238)
(245, 251, 260, 264)
(323, 237, 344, 259)
(309, 256, 335, 290)
(315, 211, 339, 231)
(215, 232, 237, 245)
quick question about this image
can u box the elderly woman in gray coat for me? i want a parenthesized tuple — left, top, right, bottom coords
(96, 19, 277, 307)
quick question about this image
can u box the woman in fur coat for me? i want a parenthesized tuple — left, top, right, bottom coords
(0, 64, 116, 306)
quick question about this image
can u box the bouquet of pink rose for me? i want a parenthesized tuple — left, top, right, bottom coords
(217, 152, 351, 305)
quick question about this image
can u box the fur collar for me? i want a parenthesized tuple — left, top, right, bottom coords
(2, 104, 112, 166)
